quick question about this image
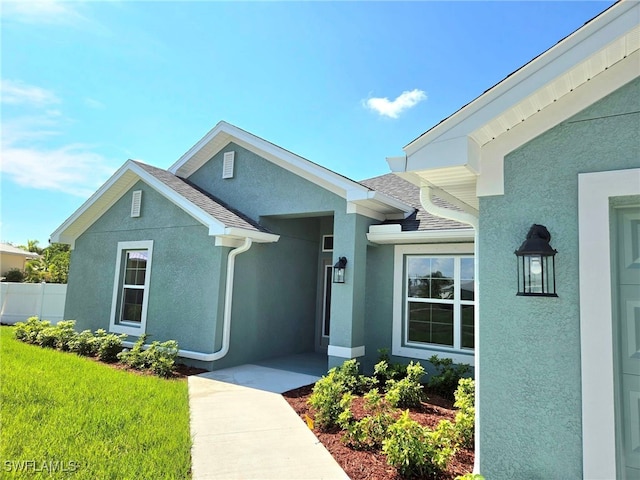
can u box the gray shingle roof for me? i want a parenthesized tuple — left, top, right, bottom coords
(133, 161, 271, 234)
(360, 173, 471, 231)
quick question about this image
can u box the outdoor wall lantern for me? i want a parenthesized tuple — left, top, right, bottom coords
(515, 224, 558, 297)
(333, 257, 347, 284)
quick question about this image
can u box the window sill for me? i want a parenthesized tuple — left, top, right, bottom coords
(110, 323, 144, 337)
(393, 343, 474, 365)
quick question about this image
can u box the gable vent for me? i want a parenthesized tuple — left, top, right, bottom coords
(222, 151, 235, 179)
(131, 190, 142, 218)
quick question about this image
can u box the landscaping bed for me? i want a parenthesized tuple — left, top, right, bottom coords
(283, 365, 475, 480)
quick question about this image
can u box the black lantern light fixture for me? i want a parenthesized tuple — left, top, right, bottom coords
(515, 224, 558, 297)
(333, 257, 347, 284)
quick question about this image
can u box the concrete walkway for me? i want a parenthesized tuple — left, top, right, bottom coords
(188, 360, 349, 480)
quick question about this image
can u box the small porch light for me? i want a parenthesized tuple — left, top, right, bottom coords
(333, 257, 347, 284)
(515, 224, 558, 297)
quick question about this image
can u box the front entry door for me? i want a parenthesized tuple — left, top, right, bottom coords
(318, 261, 332, 351)
(614, 204, 640, 479)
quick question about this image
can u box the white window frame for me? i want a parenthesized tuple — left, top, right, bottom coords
(393, 243, 475, 365)
(109, 240, 154, 336)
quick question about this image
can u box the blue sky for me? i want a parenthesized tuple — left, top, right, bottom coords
(1, 0, 614, 247)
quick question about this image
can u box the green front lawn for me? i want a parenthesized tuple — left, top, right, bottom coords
(0, 326, 191, 479)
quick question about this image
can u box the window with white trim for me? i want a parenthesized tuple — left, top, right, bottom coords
(405, 256, 474, 350)
(109, 240, 153, 336)
(392, 244, 475, 364)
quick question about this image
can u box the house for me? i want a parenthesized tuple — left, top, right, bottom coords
(0, 243, 39, 279)
(389, 1, 639, 478)
(51, 121, 475, 375)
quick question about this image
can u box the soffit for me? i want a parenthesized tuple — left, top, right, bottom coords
(472, 24, 640, 147)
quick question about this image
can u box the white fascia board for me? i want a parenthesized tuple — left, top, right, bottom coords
(168, 121, 228, 174)
(170, 121, 412, 215)
(367, 227, 475, 245)
(51, 160, 230, 246)
(346, 202, 386, 222)
(50, 161, 138, 245)
(125, 162, 229, 236)
(170, 121, 358, 197)
(406, 136, 481, 175)
(477, 49, 639, 197)
(404, 1, 638, 156)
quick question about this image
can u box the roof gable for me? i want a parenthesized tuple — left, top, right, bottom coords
(392, 0, 640, 205)
(51, 160, 278, 247)
(169, 121, 413, 220)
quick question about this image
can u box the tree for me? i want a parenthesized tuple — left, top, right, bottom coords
(23, 242, 70, 283)
(19, 239, 44, 255)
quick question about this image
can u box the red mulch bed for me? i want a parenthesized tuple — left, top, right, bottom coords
(283, 384, 474, 480)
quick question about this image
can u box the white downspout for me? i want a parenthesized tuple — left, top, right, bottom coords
(123, 237, 253, 362)
(420, 185, 481, 474)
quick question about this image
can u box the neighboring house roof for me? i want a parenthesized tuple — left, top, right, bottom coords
(0, 243, 40, 258)
(51, 160, 280, 248)
(389, 0, 639, 208)
(169, 121, 413, 221)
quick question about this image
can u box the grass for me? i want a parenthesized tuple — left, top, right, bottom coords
(0, 326, 191, 479)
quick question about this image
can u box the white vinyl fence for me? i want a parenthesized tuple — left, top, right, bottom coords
(0, 283, 67, 325)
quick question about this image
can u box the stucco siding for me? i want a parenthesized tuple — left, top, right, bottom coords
(187, 142, 345, 219)
(362, 243, 395, 372)
(478, 77, 640, 477)
(64, 180, 225, 353)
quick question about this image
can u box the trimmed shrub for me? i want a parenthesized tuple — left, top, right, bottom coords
(427, 354, 471, 399)
(93, 329, 126, 363)
(386, 361, 425, 408)
(14, 317, 49, 344)
(68, 330, 99, 356)
(340, 389, 396, 451)
(383, 410, 456, 478)
(454, 378, 475, 448)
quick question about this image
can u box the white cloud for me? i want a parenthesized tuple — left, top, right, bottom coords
(1, 0, 88, 26)
(364, 89, 427, 119)
(1, 80, 116, 197)
(1, 79, 60, 106)
(1, 142, 115, 198)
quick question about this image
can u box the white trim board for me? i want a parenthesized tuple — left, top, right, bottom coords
(578, 168, 640, 480)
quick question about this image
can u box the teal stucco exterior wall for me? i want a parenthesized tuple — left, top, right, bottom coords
(478, 77, 640, 478)
(65, 139, 383, 371)
(65, 180, 226, 353)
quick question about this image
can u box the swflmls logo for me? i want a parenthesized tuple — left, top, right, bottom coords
(3, 460, 80, 473)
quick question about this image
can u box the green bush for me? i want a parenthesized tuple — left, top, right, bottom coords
(309, 368, 351, 431)
(386, 361, 425, 408)
(340, 389, 396, 451)
(146, 340, 179, 378)
(383, 410, 456, 478)
(14, 317, 49, 344)
(455, 474, 485, 480)
(118, 335, 178, 378)
(93, 329, 126, 363)
(427, 354, 471, 399)
(68, 329, 99, 356)
(35, 326, 59, 348)
(374, 349, 407, 387)
(4, 268, 25, 282)
(454, 378, 475, 448)
(118, 334, 149, 369)
(52, 320, 78, 351)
